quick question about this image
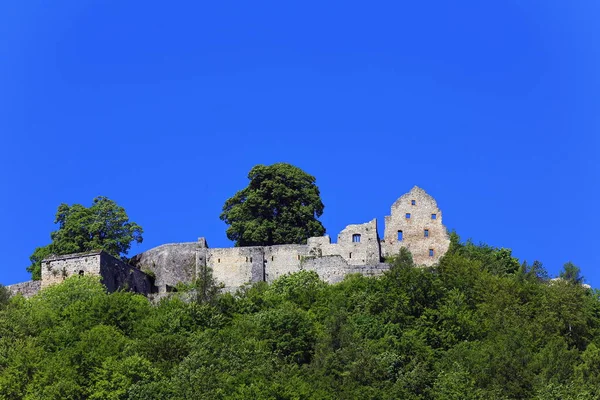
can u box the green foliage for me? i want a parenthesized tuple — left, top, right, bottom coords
(27, 196, 143, 280)
(220, 163, 325, 246)
(2, 237, 598, 399)
(560, 261, 584, 284)
(0, 284, 10, 310)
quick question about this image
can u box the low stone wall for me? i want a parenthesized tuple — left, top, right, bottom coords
(301, 255, 390, 284)
(7, 280, 41, 298)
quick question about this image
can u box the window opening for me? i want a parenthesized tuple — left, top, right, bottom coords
(406, 213, 411, 219)
(431, 214, 437, 220)
(429, 249, 434, 257)
(218, 258, 220, 263)
(271, 256, 274, 261)
(424, 229, 429, 238)
(349, 252, 352, 259)
(397, 230, 403, 241)
(78, 270, 84, 277)
(250, 257, 253, 262)
(411, 200, 416, 205)
(352, 234, 361, 243)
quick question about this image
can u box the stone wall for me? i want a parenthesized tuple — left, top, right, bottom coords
(7, 280, 41, 298)
(41, 252, 103, 289)
(205, 247, 265, 291)
(129, 242, 201, 293)
(308, 219, 381, 265)
(263, 244, 310, 282)
(41, 251, 155, 295)
(382, 186, 450, 265)
(102, 186, 450, 293)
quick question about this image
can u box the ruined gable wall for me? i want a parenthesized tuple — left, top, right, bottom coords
(382, 186, 450, 265)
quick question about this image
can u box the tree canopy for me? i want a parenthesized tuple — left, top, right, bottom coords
(220, 163, 326, 246)
(3, 236, 598, 399)
(27, 196, 143, 280)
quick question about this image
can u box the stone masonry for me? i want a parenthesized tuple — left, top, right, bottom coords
(8, 186, 450, 297)
(382, 186, 450, 265)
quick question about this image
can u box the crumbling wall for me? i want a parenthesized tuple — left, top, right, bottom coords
(382, 186, 450, 265)
(7, 280, 41, 298)
(41, 252, 103, 289)
(307, 219, 380, 265)
(41, 251, 155, 295)
(99, 253, 155, 294)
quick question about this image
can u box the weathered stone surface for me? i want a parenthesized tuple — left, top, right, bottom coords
(41, 251, 155, 295)
(7, 280, 41, 298)
(30, 187, 449, 295)
(382, 186, 450, 265)
(129, 242, 200, 293)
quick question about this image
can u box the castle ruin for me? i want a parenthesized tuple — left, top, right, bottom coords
(8, 186, 450, 297)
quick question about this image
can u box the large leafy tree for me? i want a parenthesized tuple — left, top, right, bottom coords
(27, 196, 143, 280)
(220, 163, 325, 246)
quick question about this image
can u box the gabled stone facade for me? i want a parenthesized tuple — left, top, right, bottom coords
(382, 186, 450, 265)
(8, 186, 450, 298)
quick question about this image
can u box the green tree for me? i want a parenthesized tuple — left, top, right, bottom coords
(220, 163, 325, 246)
(559, 261, 584, 284)
(27, 196, 143, 280)
(0, 284, 10, 309)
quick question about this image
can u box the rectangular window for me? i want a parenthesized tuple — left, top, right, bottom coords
(406, 213, 411, 219)
(349, 252, 352, 259)
(431, 214, 437, 220)
(424, 229, 429, 238)
(429, 249, 434, 257)
(411, 200, 416, 205)
(397, 230, 403, 241)
(352, 234, 361, 243)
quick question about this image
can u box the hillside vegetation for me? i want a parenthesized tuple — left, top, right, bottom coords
(1, 235, 598, 399)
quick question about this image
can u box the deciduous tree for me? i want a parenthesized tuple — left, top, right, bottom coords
(220, 163, 325, 246)
(27, 197, 143, 279)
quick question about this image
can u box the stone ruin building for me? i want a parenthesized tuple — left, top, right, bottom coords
(8, 186, 450, 298)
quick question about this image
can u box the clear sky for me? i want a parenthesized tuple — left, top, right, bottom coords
(1, 1, 598, 287)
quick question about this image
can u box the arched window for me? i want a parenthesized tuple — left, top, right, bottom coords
(352, 234, 361, 243)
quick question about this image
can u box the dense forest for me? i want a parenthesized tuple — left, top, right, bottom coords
(1, 234, 598, 399)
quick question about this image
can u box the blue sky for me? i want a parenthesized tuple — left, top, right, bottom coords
(1, 1, 598, 287)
